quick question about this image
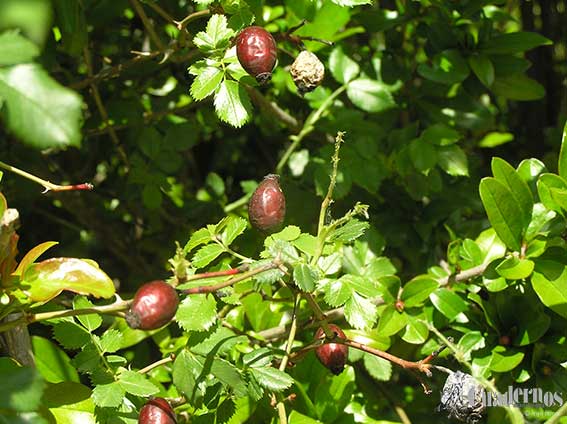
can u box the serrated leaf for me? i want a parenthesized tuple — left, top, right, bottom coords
(71, 344, 100, 374)
(53, 321, 90, 350)
(98, 330, 123, 354)
(479, 177, 523, 251)
(322, 278, 352, 307)
(211, 358, 248, 397)
(0, 64, 82, 149)
(192, 243, 224, 268)
(222, 216, 247, 246)
(118, 370, 159, 396)
(176, 294, 217, 332)
(363, 353, 392, 381)
(190, 66, 224, 100)
(22, 258, 115, 303)
(328, 219, 369, 243)
(346, 78, 396, 113)
(344, 293, 377, 329)
(249, 366, 293, 392)
(184, 228, 212, 254)
(91, 381, 124, 408)
(172, 350, 201, 400)
(32, 336, 79, 384)
(193, 14, 234, 53)
(293, 263, 318, 292)
(328, 46, 359, 84)
(0, 31, 40, 65)
(73, 296, 102, 332)
(214, 79, 252, 127)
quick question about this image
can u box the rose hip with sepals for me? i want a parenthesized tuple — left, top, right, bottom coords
(248, 174, 286, 232)
(139, 397, 177, 424)
(236, 26, 277, 84)
(314, 324, 348, 375)
(126, 280, 179, 331)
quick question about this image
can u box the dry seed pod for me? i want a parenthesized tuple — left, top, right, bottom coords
(290, 50, 325, 95)
(437, 371, 485, 423)
(248, 174, 286, 232)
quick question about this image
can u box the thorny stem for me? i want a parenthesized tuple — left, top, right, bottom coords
(83, 47, 130, 168)
(129, 0, 166, 52)
(0, 161, 93, 193)
(275, 294, 301, 424)
(183, 261, 280, 294)
(0, 300, 131, 334)
(174, 9, 211, 30)
(138, 354, 175, 374)
(275, 86, 347, 174)
(184, 265, 248, 282)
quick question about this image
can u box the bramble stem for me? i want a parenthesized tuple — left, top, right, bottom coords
(0, 161, 94, 193)
(174, 9, 211, 30)
(185, 265, 248, 282)
(184, 261, 279, 294)
(138, 354, 175, 374)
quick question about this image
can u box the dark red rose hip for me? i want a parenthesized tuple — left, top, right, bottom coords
(236, 26, 277, 84)
(139, 397, 177, 424)
(248, 174, 286, 232)
(314, 324, 348, 375)
(126, 280, 179, 331)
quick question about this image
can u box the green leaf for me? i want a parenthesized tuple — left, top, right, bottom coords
(52, 321, 90, 350)
(172, 350, 201, 400)
(409, 139, 437, 173)
(14, 241, 59, 276)
(559, 120, 567, 180)
(478, 132, 514, 148)
(70, 344, 100, 373)
(118, 370, 159, 396)
(91, 381, 124, 408)
(331, 0, 371, 6)
(531, 261, 567, 319)
(211, 358, 248, 397)
(417, 49, 469, 85)
(190, 66, 224, 101)
(517, 158, 546, 184)
(480, 32, 552, 55)
(0, 358, 45, 412)
(322, 278, 352, 307)
(492, 74, 545, 101)
(32, 336, 79, 384)
(429, 288, 468, 321)
(468, 53, 494, 87)
(22, 258, 114, 303)
(457, 332, 485, 360)
(176, 294, 217, 332)
(328, 46, 359, 84)
(537, 173, 567, 215)
(491, 157, 534, 228)
(402, 315, 429, 344)
(214, 79, 252, 127)
(0, 31, 40, 65)
(420, 124, 460, 146)
(0, 64, 82, 149)
(184, 228, 212, 254)
(344, 293, 377, 329)
(489, 346, 524, 372)
(328, 219, 369, 243)
(288, 411, 323, 424)
(192, 243, 224, 268)
(437, 145, 468, 176)
(346, 78, 396, 113)
(98, 329, 122, 354)
(377, 305, 407, 336)
(293, 234, 317, 256)
(222, 216, 247, 246)
(495, 257, 534, 280)
(479, 178, 524, 251)
(249, 367, 293, 391)
(362, 353, 392, 381)
(293, 263, 318, 292)
(42, 382, 95, 424)
(193, 14, 234, 53)
(73, 296, 102, 332)
(401, 276, 439, 308)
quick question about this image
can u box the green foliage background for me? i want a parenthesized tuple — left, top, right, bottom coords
(0, 0, 566, 423)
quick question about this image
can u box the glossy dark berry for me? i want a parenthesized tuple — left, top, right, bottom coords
(314, 324, 348, 375)
(236, 26, 277, 84)
(139, 397, 177, 424)
(126, 281, 179, 330)
(248, 174, 286, 232)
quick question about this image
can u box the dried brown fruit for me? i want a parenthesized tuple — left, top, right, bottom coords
(248, 174, 286, 232)
(290, 50, 325, 95)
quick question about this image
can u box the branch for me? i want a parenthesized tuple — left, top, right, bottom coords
(184, 265, 248, 283)
(129, 0, 166, 52)
(183, 261, 279, 294)
(174, 9, 211, 30)
(0, 160, 93, 193)
(244, 85, 300, 132)
(138, 354, 175, 374)
(438, 263, 489, 286)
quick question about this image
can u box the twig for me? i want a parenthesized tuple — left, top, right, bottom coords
(244, 85, 300, 132)
(146, 2, 176, 24)
(0, 299, 131, 334)
(138, 354, 175, 374)
(174, 9, 211, 30)
(129, 0, 166, 52)
(185, 265, 249, 282)
(83, 47, 130, 167)
(438, 263, 489, 286)
(183, 261, 279, 294)
(0, 160, 93, 193)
